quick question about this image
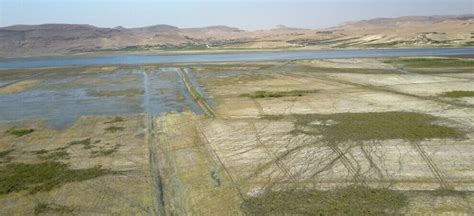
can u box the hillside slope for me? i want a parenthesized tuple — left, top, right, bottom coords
(0, 15, 472, 57)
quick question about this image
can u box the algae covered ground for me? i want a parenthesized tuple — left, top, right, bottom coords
(0, 57, 473, 215)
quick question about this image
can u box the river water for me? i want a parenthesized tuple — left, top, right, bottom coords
(0, 48, 473, 69)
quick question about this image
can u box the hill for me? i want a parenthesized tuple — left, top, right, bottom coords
(0, 15, 472, 57)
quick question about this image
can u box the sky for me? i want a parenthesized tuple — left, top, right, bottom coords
(0, 0, 472, 30)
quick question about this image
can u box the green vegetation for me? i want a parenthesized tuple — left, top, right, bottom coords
(34, 202, 73, 215)
(431, 188, 468, 197)
(6, 128, 34, 137)
(33, 149, 48, 155)
(160, 44, 208, 51)
(67, 138, 92, 149)
(40, 150, 70, 160)
(241, 186, 408, 215)
(268, 112, 463, 142)
(179, 68, 216, 117)
(439, 91, 474, 98)
(90, 145, 120, 157)
(384, 58, 474, 68)
(0, 161, 112, 194)
(0, 149, 13, 158)
(241, 90, 319, 98)
(98, 45, 148, 52)
(104, 126, 125, 133)
(463, 41, 474, 47)
(105, 116, 125, 124)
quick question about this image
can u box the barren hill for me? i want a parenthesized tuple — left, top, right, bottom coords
(0, 15, 472, 57)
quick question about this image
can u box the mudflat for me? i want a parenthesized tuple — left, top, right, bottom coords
(1, 57, 473, 215)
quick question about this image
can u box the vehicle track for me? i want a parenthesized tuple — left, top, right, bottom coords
(411, 141, 450, 189)
(248, 121, 298, 184)
(327, 143, 367, 186)
(143, 69, 166, 215)
(193, 116, 244, 199)
(146, 114, 166, 216)
(291, 69, 474, 109)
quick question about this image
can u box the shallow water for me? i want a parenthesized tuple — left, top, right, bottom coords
(0, 67, 203, 128)
(0, 48, 473, 69)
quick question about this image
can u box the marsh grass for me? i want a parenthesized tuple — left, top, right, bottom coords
(105, 116, 125, 124)
(267, 112, 463, 142)
(0, 149, 13, 158)
(431, 188, 468, 197)
(90, 144, 120, 157)
(6, 128, 34, 137)
(67, 138, 92, 149)
(241, 186, 408, 215)
(384, 58, 474, 68)
(104, 126, 125, 133)
(33, 149, 48, 155)
(40, 150, 70, 160)
(242, 90, 319, 98)
(439, 91, 474, 98)
(0, 161, 112, 194)
(463, 41, 474, 47)
(34, 202, 73, 215)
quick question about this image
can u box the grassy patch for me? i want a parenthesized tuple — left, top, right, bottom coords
(0, 161, 112, 194)
(67, 138, 92, 149)
(268, 112, 463, 142)
(463, 41, 474, 47)
(159, 43, 208, 51)
(384, 58, 474, 68)
(33, 149, 48, 155)
(90, 144, 120, 157)
(439, 91, 474, 98)
(40, 150, 70, 160)
(34, 202, 73, 215)
(431, 188, 468, 197)
(105, 116, 125, 124)
(6, 128, 34, 137)
(241, 186, 408, 215)
(0, 149, 14, 158)
(104, 126, 125, 133)
(241, 90, 319, 98)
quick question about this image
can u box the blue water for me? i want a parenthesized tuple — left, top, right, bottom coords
(0, 48, 473, 69)
(0, 68, 202, 128)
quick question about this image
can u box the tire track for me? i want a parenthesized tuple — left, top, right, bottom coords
(248, 121, 298, 184)
(193, 116, 244, 199)
(327, 143, 367, 186)
(252, 99, 265, 116)
(143, 69, 166, 215)
(285, 65, 474, 109)
(146, 115, 166, 215)
(411, 141, 449, 189)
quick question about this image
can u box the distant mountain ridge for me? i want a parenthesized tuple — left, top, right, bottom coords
(1, 15, 472, 57)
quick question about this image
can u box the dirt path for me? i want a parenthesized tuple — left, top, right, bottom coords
(146, 114, 166, 216)
(155, 113, 242, 215)
(177, 68, 216, 117)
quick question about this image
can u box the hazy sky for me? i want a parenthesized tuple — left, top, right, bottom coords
(0, 0, 472, 30)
